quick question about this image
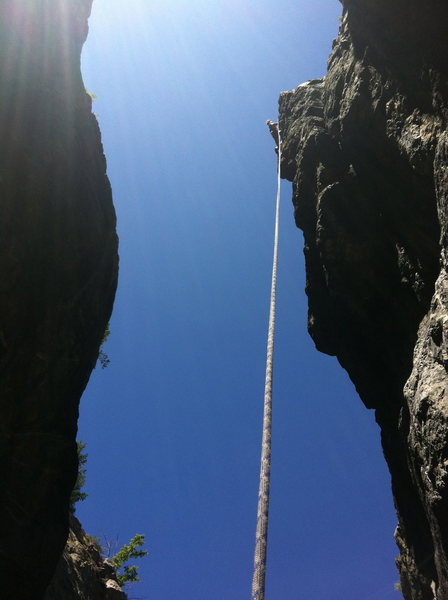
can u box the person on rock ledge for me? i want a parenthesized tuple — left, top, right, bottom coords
(266, 120, 279, 153)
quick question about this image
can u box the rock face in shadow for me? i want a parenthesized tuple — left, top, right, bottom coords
(0, 2, 118, 598)
(278, 1, 448, 598)
(45, 517, 127, 600)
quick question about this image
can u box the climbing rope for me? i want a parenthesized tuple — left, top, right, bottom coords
(251, 124, 281, 600)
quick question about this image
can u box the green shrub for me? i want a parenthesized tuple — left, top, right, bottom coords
(98, 323, 111, 369)
(70, 441, 88, 512)
(112, 534, 148, 586)
(69, 440, 148, 588)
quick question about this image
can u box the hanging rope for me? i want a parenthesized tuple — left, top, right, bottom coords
(251, 122, 281, 600)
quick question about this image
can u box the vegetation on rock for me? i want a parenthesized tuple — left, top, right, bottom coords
(70, 441, 88, 512)
(98, 323, 111, 369)
(111, 534, 148, 587)
(69, 442, 148, 588)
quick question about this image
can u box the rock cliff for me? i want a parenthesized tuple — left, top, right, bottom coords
(278, 1, 448, 598)
(0, 1, 118, 598)
(45, 517, 127, 600)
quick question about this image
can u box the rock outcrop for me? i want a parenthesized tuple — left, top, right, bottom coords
(45, 517, 127, 600)
(0, 2, 118, 598)
(278, 1, 448, 598)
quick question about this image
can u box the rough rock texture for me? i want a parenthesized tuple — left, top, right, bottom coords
(278, 1, 448, 598)
(45, 517, 127, 600)
(0, 2, 118, 598)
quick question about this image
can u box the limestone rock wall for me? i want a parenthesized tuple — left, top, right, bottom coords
(278, 1, 448, 598)
(0, 2, 118, 598)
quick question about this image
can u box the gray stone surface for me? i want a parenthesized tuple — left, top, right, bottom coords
(278, 1, 448, 597)
(45, 517, 127, 600)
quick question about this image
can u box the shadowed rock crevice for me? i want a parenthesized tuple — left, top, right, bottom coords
(0, 2, 118, 598)
(278, 1, 448, 597)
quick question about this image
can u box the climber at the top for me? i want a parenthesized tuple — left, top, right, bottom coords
(266, 120, 279, 152)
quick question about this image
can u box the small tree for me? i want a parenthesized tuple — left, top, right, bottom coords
(112, 534, 148, 586)
(98, 323, 111, 369)
(70, 441, 88, 512)
(69, 440, 148, 587)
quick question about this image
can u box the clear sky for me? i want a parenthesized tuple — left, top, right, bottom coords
(79, 1, 399, 598)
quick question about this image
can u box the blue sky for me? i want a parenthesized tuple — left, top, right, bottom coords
(79, 1, 399, 598)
